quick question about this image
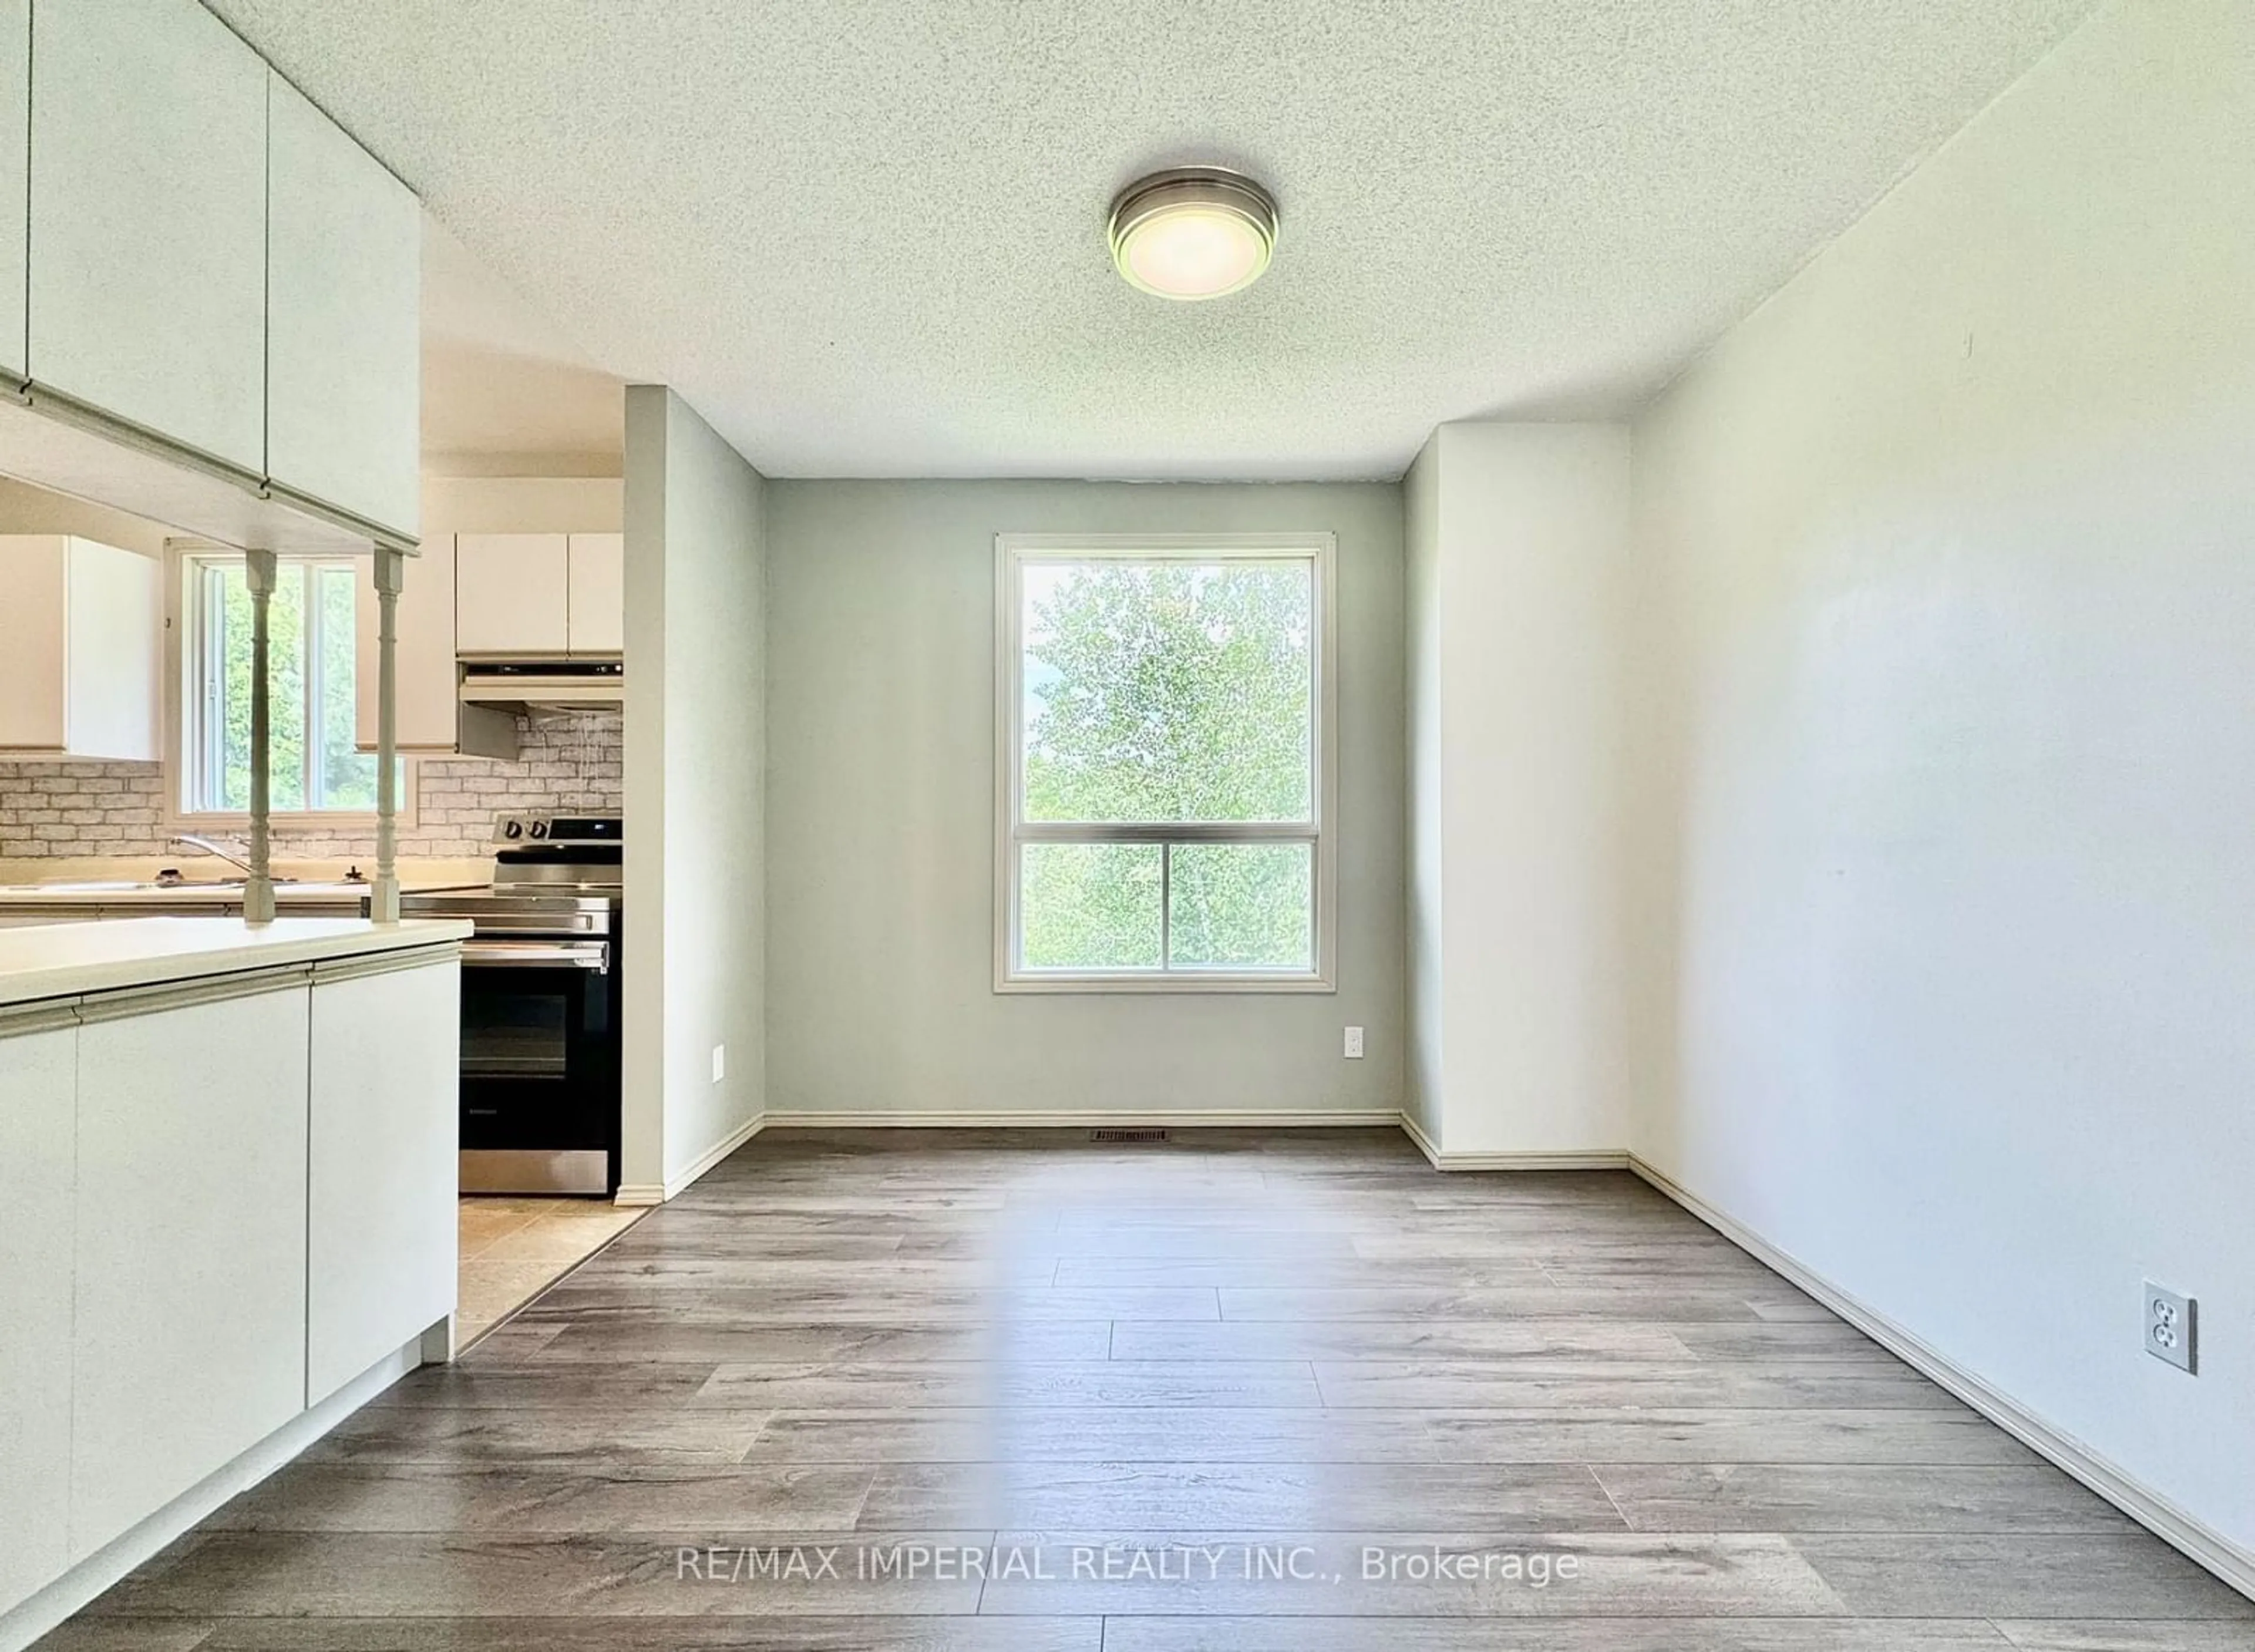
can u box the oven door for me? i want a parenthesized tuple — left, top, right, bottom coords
(457, 937, 618, 1195)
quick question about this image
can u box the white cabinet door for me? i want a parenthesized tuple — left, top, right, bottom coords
(267, 73, 419, 539)
(0, 1, 28, 385)
(0, 535, 161, 760)
(356, 527, 460, 752)
(69, 986, 310, 1562)
(0, 1023, 75, 1616)
(307, 960, 458, 1405)
(455, 533, 568, 655)
(61, 537, 162, 760)
(28, 0, 268, 474)
(0, 534, 66, 751)
(567, 532, 625, 655)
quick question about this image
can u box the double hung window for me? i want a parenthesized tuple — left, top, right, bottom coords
(996, 534, 1336, 991)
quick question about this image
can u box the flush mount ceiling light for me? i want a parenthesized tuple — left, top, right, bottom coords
(1108, 167, 1279, 301)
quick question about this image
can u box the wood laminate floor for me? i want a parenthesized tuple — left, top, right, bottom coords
(41, 1128, 2254, 1650)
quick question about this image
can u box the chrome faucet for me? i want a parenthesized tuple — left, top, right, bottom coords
(166, 834, 258, 877)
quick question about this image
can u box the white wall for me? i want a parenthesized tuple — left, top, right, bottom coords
(1630, 0, 2254, 1563)
(1406, 422, 1634, 1158)
(763, 480, 1405, 1121)
(621, 386, 766, 1197)
(420, 474, 620, 537)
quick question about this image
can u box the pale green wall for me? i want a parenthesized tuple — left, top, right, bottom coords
(621, 386, 767, 1195)
(765, 479, 1405, 1119)
(1401, 438, 1442, 1143)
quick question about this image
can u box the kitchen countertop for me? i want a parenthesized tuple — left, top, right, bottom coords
(0, 857, 492, 906)
(0, 880, 384, 908)
(0, 916, 474, 1008)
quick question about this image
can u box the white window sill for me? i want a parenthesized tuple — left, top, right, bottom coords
(170, 812, 396, 830)
(997, 971, 1335, 995)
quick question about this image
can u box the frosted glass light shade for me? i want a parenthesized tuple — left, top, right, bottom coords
(1108, 169, 1278, 301)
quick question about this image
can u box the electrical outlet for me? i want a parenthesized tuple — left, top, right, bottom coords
(1344, 1026, 1364, 1059)
(711, 1044, 726, 1085)
(2145, 1281, 2196, 1374)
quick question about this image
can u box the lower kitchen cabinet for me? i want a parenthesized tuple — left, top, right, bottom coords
(68, 987, 311, 1562)
(308, 958, 459, 1404)
(0, 934, 460, 1630)
(0, 1025, 76, 1616)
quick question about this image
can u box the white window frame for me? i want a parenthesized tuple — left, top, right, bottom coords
(994, 531, 1338, 994)
(163, 541, 415, 833)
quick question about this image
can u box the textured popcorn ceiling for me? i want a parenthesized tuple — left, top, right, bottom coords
(212, 1, 2097, 480)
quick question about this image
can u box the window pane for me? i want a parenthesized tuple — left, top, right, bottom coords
(1166, 842, 1314, 971)
(211, 562, 307, 812)
(196, 558, 399, 815)
(313, 564, 384, 810)
(1020, 842, 1162, 971)
(1022, 559, 1312, 824)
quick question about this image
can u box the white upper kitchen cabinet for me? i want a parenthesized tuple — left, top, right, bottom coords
(267, 73, 420, 539)
(0, 536, 161, 761)
(0, 2, 28, 386)
(456, 530, 625, 658)
(567, 532, 625, 654)
(29, 0, 268, 475)
(455, 531, 570, 655)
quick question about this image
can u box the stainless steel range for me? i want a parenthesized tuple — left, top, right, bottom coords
(404, 813, 622, 1195)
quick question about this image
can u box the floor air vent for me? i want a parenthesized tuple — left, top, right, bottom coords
(1091, 1128, 1171, 1144)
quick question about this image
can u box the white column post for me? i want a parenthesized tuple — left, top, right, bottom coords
(243, 548, 278, 926)
(372, 546, 404, 923)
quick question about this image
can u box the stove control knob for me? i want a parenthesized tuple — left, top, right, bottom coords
(530, 819, 549, 839)
(502, 819, 523, 840)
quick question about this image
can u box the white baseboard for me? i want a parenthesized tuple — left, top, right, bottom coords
(761, 1108, 1406, 1131)
(0, 1336, 425, 1652)
(1398, 1111, 1630, 1170)
(754, 1109, 1607, 1165)
(1627, 1153, 2255, 1604)
(615, 1112, 770, 1207)
(666, 1111, 766, 1198)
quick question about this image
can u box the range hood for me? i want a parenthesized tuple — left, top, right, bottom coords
(459, 658, 624, 712)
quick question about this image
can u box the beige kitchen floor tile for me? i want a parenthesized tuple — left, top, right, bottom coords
(456, 1199, 551, 1258)
(456, 1197, 644, 1345)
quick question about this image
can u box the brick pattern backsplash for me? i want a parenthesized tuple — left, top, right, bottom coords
(0, 709, 622, 859)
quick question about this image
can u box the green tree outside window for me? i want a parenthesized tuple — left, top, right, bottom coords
(1015, 556, 1319, 975)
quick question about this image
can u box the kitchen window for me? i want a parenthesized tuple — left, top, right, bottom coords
(995, 533, 1337, 991)
(173, 549, 406, 822)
